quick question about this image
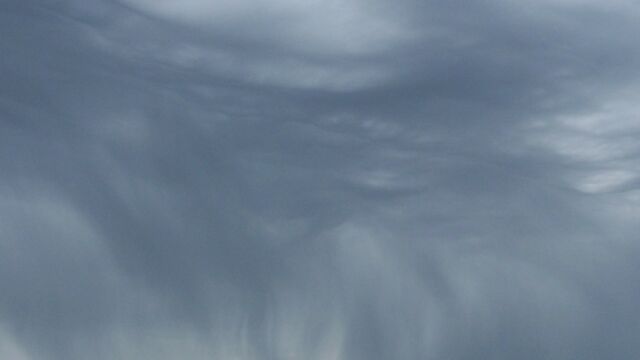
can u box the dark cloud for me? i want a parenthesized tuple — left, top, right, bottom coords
(1, 0, 640, 359)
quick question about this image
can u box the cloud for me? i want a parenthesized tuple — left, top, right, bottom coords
(2, 0, 640, 359)
(117, 0, 416, 54)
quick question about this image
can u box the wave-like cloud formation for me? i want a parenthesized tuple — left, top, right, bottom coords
(1, 1, 639, 359)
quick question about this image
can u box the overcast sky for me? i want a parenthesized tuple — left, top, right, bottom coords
(1, 1, 640, 359)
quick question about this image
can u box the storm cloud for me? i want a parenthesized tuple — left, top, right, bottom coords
(1, 0, 640, 359)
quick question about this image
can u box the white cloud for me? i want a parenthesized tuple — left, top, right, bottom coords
(573, 169, 637, 194)
(525, 90, 640, 194)
(86, 1, 411, 91)
(118, 0, 416, 56)
(0, 326, 32, 360)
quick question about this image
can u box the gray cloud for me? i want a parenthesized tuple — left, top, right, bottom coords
(1, 0, 640, 359)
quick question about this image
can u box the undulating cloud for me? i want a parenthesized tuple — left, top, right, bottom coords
(1, 1, 639, 359)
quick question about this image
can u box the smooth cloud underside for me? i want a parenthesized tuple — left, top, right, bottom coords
(1, 0, 640, 359)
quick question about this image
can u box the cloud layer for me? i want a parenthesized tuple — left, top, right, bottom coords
(1, 1, 640, 359)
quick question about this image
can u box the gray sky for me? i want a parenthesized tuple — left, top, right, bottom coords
(1, 1, 640, 359)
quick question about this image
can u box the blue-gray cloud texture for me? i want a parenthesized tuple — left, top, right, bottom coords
(1, 1, 640, 359)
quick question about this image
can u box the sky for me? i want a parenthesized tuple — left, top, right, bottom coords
(1, 1, 640, 359)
